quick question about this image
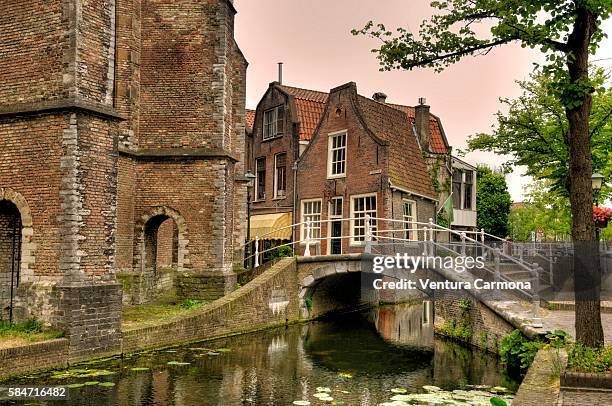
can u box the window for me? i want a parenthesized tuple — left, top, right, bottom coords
(255, 158, 266, 200)
(452, 171, 462, 209)
(274, 153, 287, 198)
(403, 200, 416, 240)
(301, 200, 322, 241)
(463, 171, 473, 210)
(329, 197, 343, 217)
(452, 169, 475, 210)
(327, 131, 347, 178)
(351, 194, 377, 245)
(263, 106, 285, 140)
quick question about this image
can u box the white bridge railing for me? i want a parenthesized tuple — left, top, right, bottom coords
(242, 216, 551, 327)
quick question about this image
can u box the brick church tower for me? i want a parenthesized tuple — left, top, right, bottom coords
(0, 0, 247, 356)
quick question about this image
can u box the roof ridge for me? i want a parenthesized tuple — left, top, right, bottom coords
(278, 84, 328, 102)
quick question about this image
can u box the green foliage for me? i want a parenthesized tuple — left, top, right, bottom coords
(508, 180, 573, 241)
(179, 299, 204, 310)
(500, 330, 543, 374)
(352, 0, 611, 93)
(458, 298, 472, 313)
(0, 319, 64, 343)
(467, 69, 612, 198)
(476, 166, 511, 237)
(304, 296, 313, 311)
(442, 319, 472, 342)
(271, 246, 294, 259)
(0, 319, 43, 334)
(567, 343, 612, 372)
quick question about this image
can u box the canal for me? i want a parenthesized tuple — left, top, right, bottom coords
(6, 302, 519, 405)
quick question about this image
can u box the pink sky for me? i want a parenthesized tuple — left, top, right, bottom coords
(234, 0, 611, 201)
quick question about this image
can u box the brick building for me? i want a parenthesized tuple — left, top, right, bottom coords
(392, 99, 477, 233)
(295, 82, 438, 255)
(0, 0, 247, 354)
(247, 83, 327, 246)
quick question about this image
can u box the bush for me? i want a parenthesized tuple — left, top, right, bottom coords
(500, 330, 543, 375)
(567, 343, 612, 373)
(271, 246, 294, 259)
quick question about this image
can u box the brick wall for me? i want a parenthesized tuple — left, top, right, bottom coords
(250, 87, 297, 216)
(122, 257, 300, 353)
(0, 1, 65, 106)
(434, 292, 516, 354)
(0, 339, 69, 381)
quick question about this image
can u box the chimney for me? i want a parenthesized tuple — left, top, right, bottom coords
(372, 92, 387, 103)
(415, 97, 430, 152)
(278, 62, 283, 85)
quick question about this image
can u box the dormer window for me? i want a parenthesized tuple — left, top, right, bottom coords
(263, 106, 284, 140)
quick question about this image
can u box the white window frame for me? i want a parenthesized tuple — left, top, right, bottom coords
(300, 199, 322, 244)
(402, 199, 417, 241)
(327, 197, 344, 254)
(350, 193, 377, 246)
(327, 130, 347, 179)
(273, 153, 287, 199)
(263, 106, 284, 140)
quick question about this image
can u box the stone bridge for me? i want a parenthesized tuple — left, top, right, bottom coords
(293, 253, 544, 351)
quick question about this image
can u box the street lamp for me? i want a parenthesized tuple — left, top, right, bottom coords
(245, 170, 256, 268)
(592, 170, 605, 242)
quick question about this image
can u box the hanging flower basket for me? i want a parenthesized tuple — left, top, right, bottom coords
(593, 206, 612, 228)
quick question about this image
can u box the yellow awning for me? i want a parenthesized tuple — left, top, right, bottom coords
(250, 212, 293, 240)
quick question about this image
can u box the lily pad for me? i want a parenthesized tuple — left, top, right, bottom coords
(215, 348, 231, 353)
(316, 387, 331, 392)
(491, 386, 510, 393)
(130, 367, 150, 372)
(391, 388, 408, 394)
(390, 394, 411, 401)
(207, 351, 220, 356)
(84, 381, 99, 386)
(292, 401, 310, 406)
(423, 385, 442, 392)
(66, 383, 85, 389)
(98, 382, 116, 388)
(338, 372, 353, 379)
(167, 361, 191, 366)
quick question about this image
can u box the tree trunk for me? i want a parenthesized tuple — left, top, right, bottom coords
(565, 7, 604, 347)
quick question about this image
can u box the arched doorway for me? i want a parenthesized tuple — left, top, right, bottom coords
(0, 200, 22, 321)
(144, 215, 179, 272)
(135, 206, 188, 274)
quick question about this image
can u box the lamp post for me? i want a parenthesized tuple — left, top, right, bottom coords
(592, 170, 604, 242)
(245, 170, 256, 268)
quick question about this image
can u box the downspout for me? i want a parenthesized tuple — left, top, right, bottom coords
(292, 160, 298, 244)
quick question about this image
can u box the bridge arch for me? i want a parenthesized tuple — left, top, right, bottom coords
(297, 257, 431, 318)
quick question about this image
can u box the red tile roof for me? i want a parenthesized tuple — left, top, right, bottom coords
(388, 103, 449, 154)
(357, 95, 437, 200)
(278, 85, 328, 141)
(245, 109, 255, 134)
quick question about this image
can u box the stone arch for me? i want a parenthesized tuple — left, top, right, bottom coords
(0, 188, 35, 319)
(298, 261, 431, 318)
(134, 206, 189, 273)
(0, 188, 35, 282)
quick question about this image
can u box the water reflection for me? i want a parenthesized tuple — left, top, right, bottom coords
(6, 302, 518, 405)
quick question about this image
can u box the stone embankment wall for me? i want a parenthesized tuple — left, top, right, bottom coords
(121, 258, 299, 352)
